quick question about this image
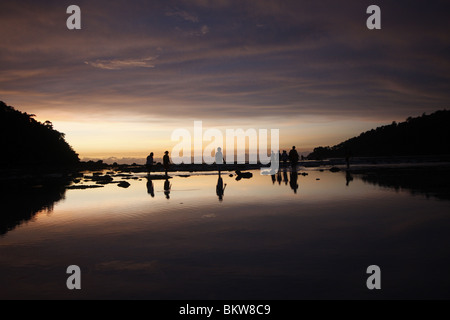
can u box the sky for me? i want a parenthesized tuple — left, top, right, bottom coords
(1, 0, 450, 163)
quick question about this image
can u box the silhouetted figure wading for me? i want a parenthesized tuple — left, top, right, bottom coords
(163, 151, 170, 176)
(289, 146, 299, 170)
(345, 147, 352, 170)
(281, 150, 288, 167)
(146, 152, 154, 174)
(215, 147, 224, 173)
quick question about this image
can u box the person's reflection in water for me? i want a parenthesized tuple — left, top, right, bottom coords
(146, 177, 155, 197)
(283, 168, 289, 186)
(277, 171, 282, 185)
(164, 178, 172, 199)
(346, 171, 354, 187)
(290, 171, 299, 194)
(216, 172, 227, 202)
(271, 174, 276, 184)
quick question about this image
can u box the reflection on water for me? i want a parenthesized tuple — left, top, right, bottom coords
(146, 178, 155, 198)
(289, 171, 299, 194)
(163, 178, 171, 199)
(1, 167, 450, 299)
(0, 181, 67, 236)
(216, 172, 226, 202)
(359, 166, 450, 201)
(346, 171, 354, 187)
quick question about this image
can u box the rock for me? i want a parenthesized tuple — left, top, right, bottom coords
(330, 167, 341, 173)
(229, 174, 234, 178)
(96, 181, 114, 185)
(67, 185, 104, 190)
(84, 175, 114, 182)
(235, 170, 253, 181)
(118, 181, 131, 188)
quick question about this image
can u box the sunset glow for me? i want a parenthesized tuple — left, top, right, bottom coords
(1, 0, 449, 162)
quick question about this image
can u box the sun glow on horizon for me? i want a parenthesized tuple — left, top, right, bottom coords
(41, 115, 390, 164)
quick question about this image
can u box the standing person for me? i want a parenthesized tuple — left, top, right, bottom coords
(270, 151, 278, 170)
(215, 147, 224, 173)
(146, 152, 154, 175)
(281, 150, 289, 167)
(163, 151, 170, 176)
(345, 147, 352, 170)
(289, 146, 299, 170)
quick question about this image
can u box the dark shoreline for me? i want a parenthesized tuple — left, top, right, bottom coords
(1, 156, 450, 188)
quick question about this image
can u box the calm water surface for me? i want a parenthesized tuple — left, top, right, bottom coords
(1, 168, 450, 299)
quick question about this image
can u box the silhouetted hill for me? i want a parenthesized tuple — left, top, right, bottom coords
(307, 110, 450, 160)
(0, 101, 79, 167)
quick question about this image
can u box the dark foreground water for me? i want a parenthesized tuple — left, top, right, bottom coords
(1, 167, 450, 299)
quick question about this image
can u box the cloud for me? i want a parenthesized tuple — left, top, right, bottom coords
(85, 56, 158, 70)
(182, 24, 210, 37)
(165, 7, 199, 23)
(1, 0, 450, 124)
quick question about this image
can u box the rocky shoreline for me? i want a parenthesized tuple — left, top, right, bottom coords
(1, 157, 450, 191)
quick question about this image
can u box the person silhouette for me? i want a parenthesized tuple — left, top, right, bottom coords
(281, 150, 289, 168)
(289, 146, 299, 171)
(146, 152, 154, 175)
(270, 150, 279, 173)
(215, 147, 224, 173)
(164, 178, 172, 199)
(216, 172, 227, 202)
(290, 171, 299, 194)
(163, 151, 170, 176)
(271, 174, 276, 184)
(146, 177, 155, 197)
(345, 147, 352, 170)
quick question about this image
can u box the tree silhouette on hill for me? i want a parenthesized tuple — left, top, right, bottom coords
(307, 110, 450, 160)
(0, 101, 79, 167)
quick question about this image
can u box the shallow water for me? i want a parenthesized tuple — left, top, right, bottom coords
(1, 168, 450, 299)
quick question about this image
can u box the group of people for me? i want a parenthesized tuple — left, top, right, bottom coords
(271, 146, 300, 169)
(146, 146, 301, 175)
(146, 151, 171, 175)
